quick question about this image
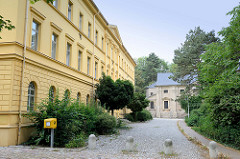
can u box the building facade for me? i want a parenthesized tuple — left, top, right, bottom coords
(0, 0, 136, 146)
(146, 73, 186, 118)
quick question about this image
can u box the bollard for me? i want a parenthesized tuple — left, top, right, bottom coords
(164, 139, 173, 155)
(126, 136, 134, 152)
(88, 134, 96, 149)
(209, 141, 218, 159)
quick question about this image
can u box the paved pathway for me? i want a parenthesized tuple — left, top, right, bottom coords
(178, 120, 240, 159)
(0, 119, 207, 159)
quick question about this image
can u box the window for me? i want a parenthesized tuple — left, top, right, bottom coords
(150, 92, 153, 95)
(77, 92, 81, 102)
(150, 101, 154, 109)
(95, 62, 98, 78)
(68, 1, 72, 20)
(79, 13, 83, 30)
(49, 86, 55, 102)
(51, 33, 57, 59)
(86, 94, 89, 105)
(164, 101, 169, 109)
(102, 37, 104, 49)
(88, 23, 91, 39)
(164, 90, 168, 93)
(27, 82, 35, 112)
(53, 0, 58, 8)
(87, 57, 90, 75)
(78, 51, 81, 71)
(64, 89, 70, 101)
(66, 43, 71, 66)
(180, 89, 184, 93)
(95, 30, 98, 44)
(106, 43, 108, 56)
(31, 21, 39, 51)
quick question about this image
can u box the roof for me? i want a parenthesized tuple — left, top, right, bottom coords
(147, 73, 182, 88)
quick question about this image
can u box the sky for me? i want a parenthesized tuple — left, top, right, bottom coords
(93, 0, 239, 63)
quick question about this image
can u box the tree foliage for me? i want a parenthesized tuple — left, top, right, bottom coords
(171, 27, 219, 85)
(127, 93, 150, 114)
(135, 53, 169, 94)
(95, 73, 134, 114)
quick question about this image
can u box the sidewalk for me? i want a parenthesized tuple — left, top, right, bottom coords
(178, 120, 240, 159)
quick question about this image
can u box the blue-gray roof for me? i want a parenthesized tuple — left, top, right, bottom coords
(147, 73, 181, 88)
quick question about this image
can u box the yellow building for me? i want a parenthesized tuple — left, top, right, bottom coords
(0, 0, 136, 146)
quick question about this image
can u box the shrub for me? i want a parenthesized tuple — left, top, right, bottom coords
(124, 113, 134, 122)
(95, 113, 117, 134)
(65, 133, 86, 148)
(136, 109, 153, 122)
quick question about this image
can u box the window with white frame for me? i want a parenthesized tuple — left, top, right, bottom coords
(53, 0, 58, 8)
(78, 51, 82, 71)
(95, 62, 98, 78)
(66, 43, 71, 66)
(88, 23, 91, 39)
(51, 33, 57, 59)
(87, 57, 90, 75)
(68, 1, 72, 21)
(27, 82, 35, 112)
(79, 13, 83, 30)
(31, 20, 39, 51)
(164, 101, 169, 109)
(95, 30, 98, 45)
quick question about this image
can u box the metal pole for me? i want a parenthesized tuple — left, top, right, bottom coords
(51, 129, 54, 148)
(187, 96, 189, 118)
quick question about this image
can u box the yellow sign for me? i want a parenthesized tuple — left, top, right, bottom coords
(44, 118, 57, 129)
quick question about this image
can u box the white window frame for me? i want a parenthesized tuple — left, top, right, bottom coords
(27, 82, 35, 112)
(66, 43, 71, 66)
(78, 51, 81, 71)
(68, 1, 72, 21)
(31, 20, 39, 51)
(51, 33, 57, 59)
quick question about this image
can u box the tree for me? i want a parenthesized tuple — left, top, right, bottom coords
(171, 27, 219, 86)
(127, 93, 150, 120)
(95, 73, 134, 115)
(134, 53, 169, 94)
(198, 4, 240, 127)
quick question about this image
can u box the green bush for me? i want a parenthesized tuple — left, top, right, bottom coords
(124, 113, 134, 122)
(95, 113, 116, 134)
(24, 91, 115, 147)
(136, 109, 153, 122)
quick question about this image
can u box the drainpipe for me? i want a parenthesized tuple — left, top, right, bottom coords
(92, 11, 100, 99)
(17, 0, 29, 145)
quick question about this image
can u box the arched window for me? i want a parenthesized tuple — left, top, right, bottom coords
(49, 86, 55, 102)
(77, 92, 81, 102)
(27, 82, 36, 111)
(86, 94, 89, 105)
(64, 89, 70, 101)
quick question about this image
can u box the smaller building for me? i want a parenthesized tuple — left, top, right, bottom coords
(146, 73, 186, 118)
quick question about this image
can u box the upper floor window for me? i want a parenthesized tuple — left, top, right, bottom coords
(31, 20, 39, 51)
(150, 101, 154, 109)
(66, 43, 71, 66)
(53, 0, 58, 8)
(27, 82, 36, 112)
(51, 33, 57, 59)
(68, 1, 72, 21)
(95, 62, 98, 78)
(87, 57, 90, 75)
(164, 90, 168, 93)
(180, 89, 184, 93)
(95, 30, 98, 44)
(150, 92, 153, 95)
(79, 13, 83, 30)
(88, 23, 91, 39)
(78, 51, 82, 71)
(102, 37, 104, 49)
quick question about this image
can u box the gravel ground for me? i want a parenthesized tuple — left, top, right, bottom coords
(0, 118, 207, 159)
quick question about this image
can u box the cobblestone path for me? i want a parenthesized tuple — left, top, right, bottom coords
(0, 119, 207, 159)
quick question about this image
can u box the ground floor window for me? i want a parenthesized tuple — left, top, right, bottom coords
(164, 101, 169, 109)
(150, 101, 154, 109)
(27, 82, 36, 112)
